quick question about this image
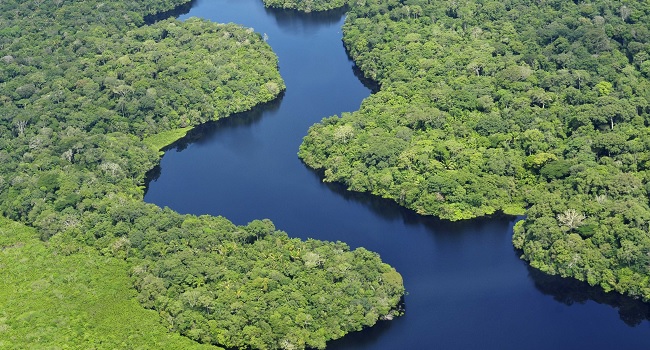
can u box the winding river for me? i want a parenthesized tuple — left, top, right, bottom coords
(145, 0, 650, 348)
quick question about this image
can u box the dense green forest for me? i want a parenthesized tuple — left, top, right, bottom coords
(0, 217, 216, 349)
(299, 0, 650, 300)
(262, 0, 350, 12)
(0, 0, 404, 348)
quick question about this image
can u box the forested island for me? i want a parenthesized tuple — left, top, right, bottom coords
(299, 0, 650, 301)
(0, 0, 404, 349)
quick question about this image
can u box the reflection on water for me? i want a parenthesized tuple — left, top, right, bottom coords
(328, 318, 397, 349)
(528, 266, 650, 327)
(351, 62, 381, 93)
(307, 164, 521, 237)
(166, 92, 283, 152)
(264, 5, 348, 33)
(144, 93, 284, 189)
(143, 0, 198, 24)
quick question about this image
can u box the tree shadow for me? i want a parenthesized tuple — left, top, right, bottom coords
(143, 0, 198, 24)
(526, 264, 650, 327)
(302, 163, 520, 236)
(351, 62, 381, 93)
(264, 5, 348, 34)
(326, 297, 404, 349)
(144, 92, 284, 189)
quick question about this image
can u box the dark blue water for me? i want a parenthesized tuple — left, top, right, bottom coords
(144, 0, 650, 348)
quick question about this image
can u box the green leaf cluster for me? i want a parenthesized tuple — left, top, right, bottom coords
(0, 2, 285, 136)
(0, 217, 217, 350)
(129, 215, 403, 349)
(299, 0, 650, 298)
(262, 0, 350, 12)
(0, 0, 404, 348)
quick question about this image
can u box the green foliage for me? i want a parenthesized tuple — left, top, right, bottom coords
(0, 0, 404, 348)
(595, 81, 613, 96)
(298, 0, 650, 299)
(0, 10, 285, 137)
(539, 160, 572, 180)
(0, 217, 217, 350)
(144, 127, 192, 155)
(262, 0, 349, 12)
(501, 204, 527, 216)
(128, 214, 402, 349)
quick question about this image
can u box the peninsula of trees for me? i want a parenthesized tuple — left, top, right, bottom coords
(0, 0, 404, 348)
(263, 0, 350, 12)
(299, 0, 650, 300)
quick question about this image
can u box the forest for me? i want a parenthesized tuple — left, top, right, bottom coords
(299, 0, 650, 300)
(263, 0, 350, 12)
(6, 0, 650, 347)
(0, 0, 404, 349)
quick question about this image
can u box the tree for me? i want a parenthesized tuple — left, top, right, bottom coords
(14, 119, 27, 136)
(557, 209, 586, 232)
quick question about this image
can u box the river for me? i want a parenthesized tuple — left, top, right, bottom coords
(144, 0, 650, 348)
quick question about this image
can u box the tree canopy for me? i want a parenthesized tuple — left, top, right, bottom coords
(299, 0, 650, 299)
(0, 0, 404, 348)
(262, 0, 350, 12)
(0, 217, 217, 349)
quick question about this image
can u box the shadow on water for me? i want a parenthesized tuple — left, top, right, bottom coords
(328, 316, 398, 349)
(143, 0, 198, 24)
(265, 3, 382, 94)
(169, 92, 282, 152)
(324, 296, 405, 349)
(144, 93, 284, 189)
(527, 265, 650, 327)
(264, 6, 348, 33)
(352, 63, 381, 94)
(303, 164, 519, 235)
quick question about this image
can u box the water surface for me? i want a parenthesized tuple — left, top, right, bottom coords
(145, 0, 650, 348)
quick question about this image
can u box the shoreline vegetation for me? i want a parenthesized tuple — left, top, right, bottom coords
(6, 0, 650, 346)
(263, 0, 349, 13)
(298, 0, 650, 301)
(144, 127, 192, 155)
(143, 89, 287, 156)
(0, 0, 404, 349)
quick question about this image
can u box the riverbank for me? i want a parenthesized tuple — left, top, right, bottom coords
(147, 0, 650, 348)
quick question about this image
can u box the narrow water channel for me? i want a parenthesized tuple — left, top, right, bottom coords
(144, 0, 650, 348)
